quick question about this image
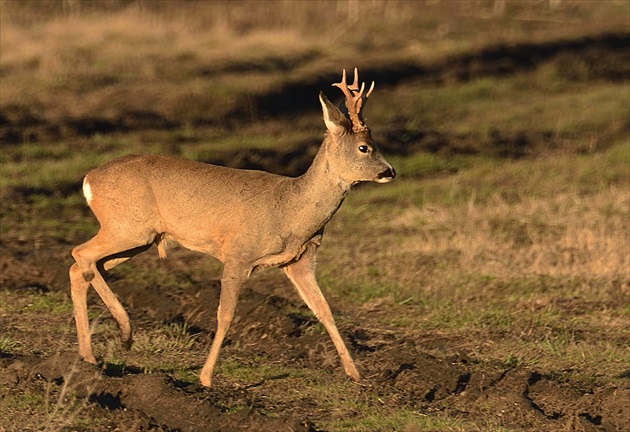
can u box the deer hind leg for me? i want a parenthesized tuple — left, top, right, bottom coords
(70, 262, 96, 363)
(71, 231, 154, 355)
(199, 263, 250, 387)
(282, 249, 360, 382)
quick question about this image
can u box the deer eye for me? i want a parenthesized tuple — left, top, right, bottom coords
(358, 145, 370, 153)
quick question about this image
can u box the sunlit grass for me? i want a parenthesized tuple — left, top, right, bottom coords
(319, 142, 630, 386)
(375, 77, 628, 143)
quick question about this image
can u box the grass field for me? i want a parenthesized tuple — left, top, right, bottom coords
(1, 1, 629, 431)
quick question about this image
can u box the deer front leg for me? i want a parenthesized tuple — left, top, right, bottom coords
(199, 264, 249, 388)
(282, 246, 360, 382)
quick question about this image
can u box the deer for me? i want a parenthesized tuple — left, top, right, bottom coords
(69, 68, 396, 387)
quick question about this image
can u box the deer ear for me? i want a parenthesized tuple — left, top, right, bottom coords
(319, 91, 349, 135)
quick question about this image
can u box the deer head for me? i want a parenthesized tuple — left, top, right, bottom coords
(318, 68, 395, 185)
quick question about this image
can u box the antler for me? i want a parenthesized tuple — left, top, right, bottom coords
(332, 68, 375, 132)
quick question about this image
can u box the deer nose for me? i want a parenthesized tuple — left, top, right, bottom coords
(382, 167, 396, 179)
(378, 166, 396, 181)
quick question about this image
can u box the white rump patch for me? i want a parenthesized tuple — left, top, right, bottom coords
(82, 176, 93, 205)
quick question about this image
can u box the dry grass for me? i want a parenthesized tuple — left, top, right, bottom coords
(323, 145, 629, 297)
(1, 0, 627, 140)
(392, 186, 628, 282)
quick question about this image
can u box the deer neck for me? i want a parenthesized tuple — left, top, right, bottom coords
(288, 139, 351, 231)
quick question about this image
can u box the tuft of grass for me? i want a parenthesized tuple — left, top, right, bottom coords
(23, 292, 74, 315)
(0, 337, 22, 353)
(215, 355, 303, 385)
(132, 322, 201, 355)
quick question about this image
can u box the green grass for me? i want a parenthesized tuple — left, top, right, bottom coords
(373, 75, 628, 138)
(0, 290, 71, 317)
(131, 322, 201, 360)
(0, 337, 22, 353)
(215, 356, 303, 384)
(358, 141, 629, 208)
(327, 410, 475, 432)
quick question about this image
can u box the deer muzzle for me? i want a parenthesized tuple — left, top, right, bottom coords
(376, 166, 396, 183)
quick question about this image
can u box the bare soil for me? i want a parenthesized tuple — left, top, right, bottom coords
(1, 193, 628, 431)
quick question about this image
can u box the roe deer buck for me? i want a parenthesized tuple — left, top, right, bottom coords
(69, 68, 395, 387)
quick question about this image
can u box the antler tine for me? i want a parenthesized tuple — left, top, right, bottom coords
(366, 81, 375, 99)
(349, 67, 360, 91)
(349, 69, 374, 99)
(332, 69, 351, 99)
(357, 81, 365, 98)
(357, 81, 375, 114)
(332, 69, 354, 106)
(354, 81, 366, 113)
